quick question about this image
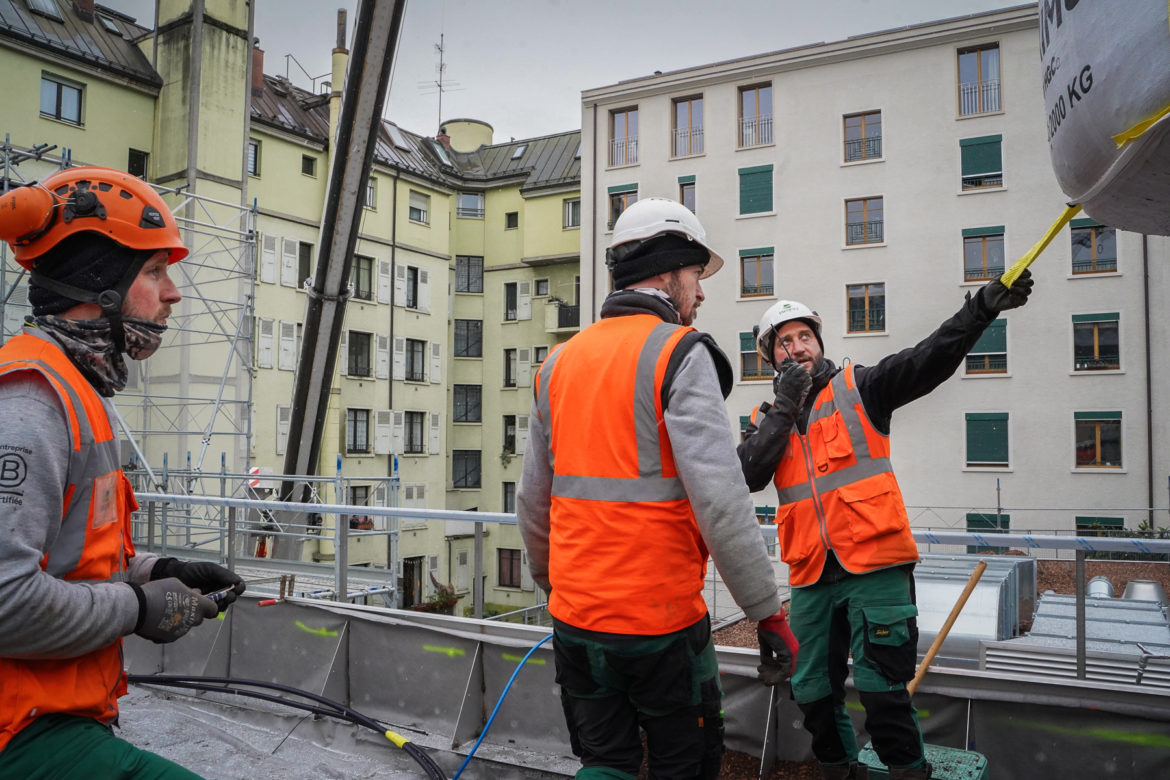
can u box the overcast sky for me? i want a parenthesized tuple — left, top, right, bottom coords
(105, 0, 1028, 143)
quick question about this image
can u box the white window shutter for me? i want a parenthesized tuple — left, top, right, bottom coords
(517, 414, 529, 454)
(429, 341, 441, 384)
(377, 260, 392, 304)
(257, 318, 274, 368)
(375, 335, 390, 379)
(427, 554, 439, 596)
(374, 410, 393, 455)
(394, 264, 407, 307)
(419, 269, 430, 312)
(339, 331, 348, 376)
(278, 321, 297, 371)
(392, 337, 405, 380)
(260, 235, 277, 284)
(518, 347, 531, 387)
(276, 405, 291, 455)
(429, 412, 441, 454)
(280, 238, 298, 287)
(456, 550, 470, 591)
(518, 280, 532, 320)
(392, 410, 405, 454)
(521, 550, 535, 591)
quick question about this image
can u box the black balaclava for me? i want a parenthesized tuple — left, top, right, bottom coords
(610, 233, 709, 289)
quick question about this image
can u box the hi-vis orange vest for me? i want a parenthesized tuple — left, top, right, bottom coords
(760, 364, 918, 588)
(535, 314, 709, 635)
(0, 329, 138, 751)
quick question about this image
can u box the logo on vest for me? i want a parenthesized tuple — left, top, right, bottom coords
(0, 449, 27, 506)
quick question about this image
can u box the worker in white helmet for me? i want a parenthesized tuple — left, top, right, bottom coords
(739, 271, 1034, 780)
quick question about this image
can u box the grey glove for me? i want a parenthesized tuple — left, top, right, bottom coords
(773, 358, 812, 409)
(152, 557, 246, 613)
(130, 578, 218, 644)
(979, 268, 1034, 314)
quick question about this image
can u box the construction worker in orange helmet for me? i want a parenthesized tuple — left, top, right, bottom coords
(0, 166, 243, 779)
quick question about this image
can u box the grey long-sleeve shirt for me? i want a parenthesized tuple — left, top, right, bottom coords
(0, 370, 148, 659)
(517, 319, 782, 624)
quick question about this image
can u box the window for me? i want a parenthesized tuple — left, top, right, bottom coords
(457, 192, 484, 218)
(1071, 220, 1117, 274)
(679, 176, 696, 213)
(1073, 313, 1120, 371)
(453, 385, 481, 423)
(1076, 516, 1124, 536)
(963, 227, 1005, 281)
(364, 177, 377, 209)
(346, 409, 371, 454)
(405, 266, 419, 309)
(533, 345, 549, 364)
(1075, 412, 1122, 468)
(960, 135, 1003, 190)
(844, 111, 882, 162)
(455, 255, 483, 293)
(298, 242, 313, 285)
(301, 154, 317, 177)
(966, 412, 1008, 467)
(499, 548, 522, 587)
(672, 95, 704, 157)
(610, 107, 638, 166)
(503, 415, 517, 455)
(847, 283, 885, 333)
(347, 331, 371, 377)
(504, 211, 519, 229)
(27, 0, 63, 21)
(966, 513, 1010, 554)
(40, 74, 82, 125)
(511, 144, 527, 160)
(845, 197, 884, 245)
(127, 149, 149, 179)
(563, 198, 581, 228)
(740, 332, 770, 381)
(966, 320, 1007, 374)
(740, 248, 774, 297)
(534, 278, 549, 297)
(408, 190, 429, 224)
(504, 282, 518, 321)
(739, 83, 773, 147)
(608, 185, 637, 229)
(247, 140, 261, 176)
(958, 43, 1001, 116)
(504, 348, 518, 388)
(351, 255, 373, 300)
(739, 165, 773, 215)
(502, 483, 516, 514)
(404, 411, 426, 454)
(453, 450, 481, 488)
(405, 338, 426, 382)
(454, 319, 482, 357)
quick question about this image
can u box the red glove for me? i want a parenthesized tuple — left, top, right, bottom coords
(757, 609, 799, 685)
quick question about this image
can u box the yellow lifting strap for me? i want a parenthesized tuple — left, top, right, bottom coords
(999, 203, 1082, 288)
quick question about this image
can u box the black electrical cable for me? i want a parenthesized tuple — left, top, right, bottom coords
(129, 674, 446, 780)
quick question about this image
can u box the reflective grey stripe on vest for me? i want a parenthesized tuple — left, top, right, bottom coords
(774, 367, 893, 506)
(535, 345, 565, 470)
(546, 321, 687, 503)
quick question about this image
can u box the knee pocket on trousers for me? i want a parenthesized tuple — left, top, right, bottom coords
(861, 604, 919, 683)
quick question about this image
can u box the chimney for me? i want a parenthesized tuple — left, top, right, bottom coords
(436, 126, 451, 150)
(73, 0, 94, 22)
(252, 40, 265, 95)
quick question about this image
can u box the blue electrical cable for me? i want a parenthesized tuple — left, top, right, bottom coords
(451, 632, 554, 780)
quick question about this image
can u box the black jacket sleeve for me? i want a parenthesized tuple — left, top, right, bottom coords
(737, 395, 799, 492)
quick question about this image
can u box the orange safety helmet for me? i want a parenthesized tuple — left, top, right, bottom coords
(0, 166, 187, 269)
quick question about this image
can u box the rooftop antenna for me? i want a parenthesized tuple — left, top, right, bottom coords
(417, 33, 462, 131)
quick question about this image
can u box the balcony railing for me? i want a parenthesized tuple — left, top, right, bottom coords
(557, 304, 579, 329)
(673, 126, 704, 157)
(846, 220, 884, 245)
(609, 136, 638, 166)
(739, 115, 773, 147)
(1072, 257, 1118, 274)
(959, 79, 1001, 115)
(844, 136, 882, 162)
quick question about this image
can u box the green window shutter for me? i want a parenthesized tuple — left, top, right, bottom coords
(608, 183, 638, 195)
(739, 165, 773, 214)
(1071, 312, 1119, 323)
(966, 412, 1008, 465)
(1075, 516, 1124, 528)
(739, 332, 756, 351)
(966, 512, 1010, 532)
(677, 174, 696, 184)
(962, 225, 1005, 238)
(1070, 217, 1106, 229)
(960, 135, 1002, 176)
(739, 246, 775, 257)
(1074, 410, 1122, 420)
(970, 319, 1006, 354)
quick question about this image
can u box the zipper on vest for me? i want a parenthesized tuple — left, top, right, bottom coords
(797, 432, 832, 553)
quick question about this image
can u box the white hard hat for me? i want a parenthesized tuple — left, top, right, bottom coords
(755, 299, 823, 366)
(606, 196, 724, 280)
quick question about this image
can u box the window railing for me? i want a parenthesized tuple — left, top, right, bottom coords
(609, 137, 638, 166)
(1072, 257, 1118, 274)
(958, 79, 1001, 115)
(456, 207, 484, 218)
(848, 309, 885, 332)
(741, 361, 771, 380)
(964, 265, 1005, 282)
(557, 304, 579, 329)
(844, 136, 882, 162)
(673, 126, 704, 157)
(739, 115, 773, 147)
(966, 354, 1007, 373)
(962, 172, 1003, 190)
(405, 366, 425, 382)
(1075, 354, 1120, 371)
(741, 283, 774, 297)
(846, 220, 884, 245)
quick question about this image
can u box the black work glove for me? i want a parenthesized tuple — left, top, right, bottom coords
(130, 578, 218, 644)
(772, 358, 812, 410)
(978, 268, 1034, 314)
(152, 557, 246, 613)
(757, 609, 799, 686)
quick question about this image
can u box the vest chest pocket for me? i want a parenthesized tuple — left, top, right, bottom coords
(812, 411, 853, 465)
(838, 477, 903, 544)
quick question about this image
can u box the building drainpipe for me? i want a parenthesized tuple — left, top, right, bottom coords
(589, 102, 599, 324)
(1143, 234, 1154, 528)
